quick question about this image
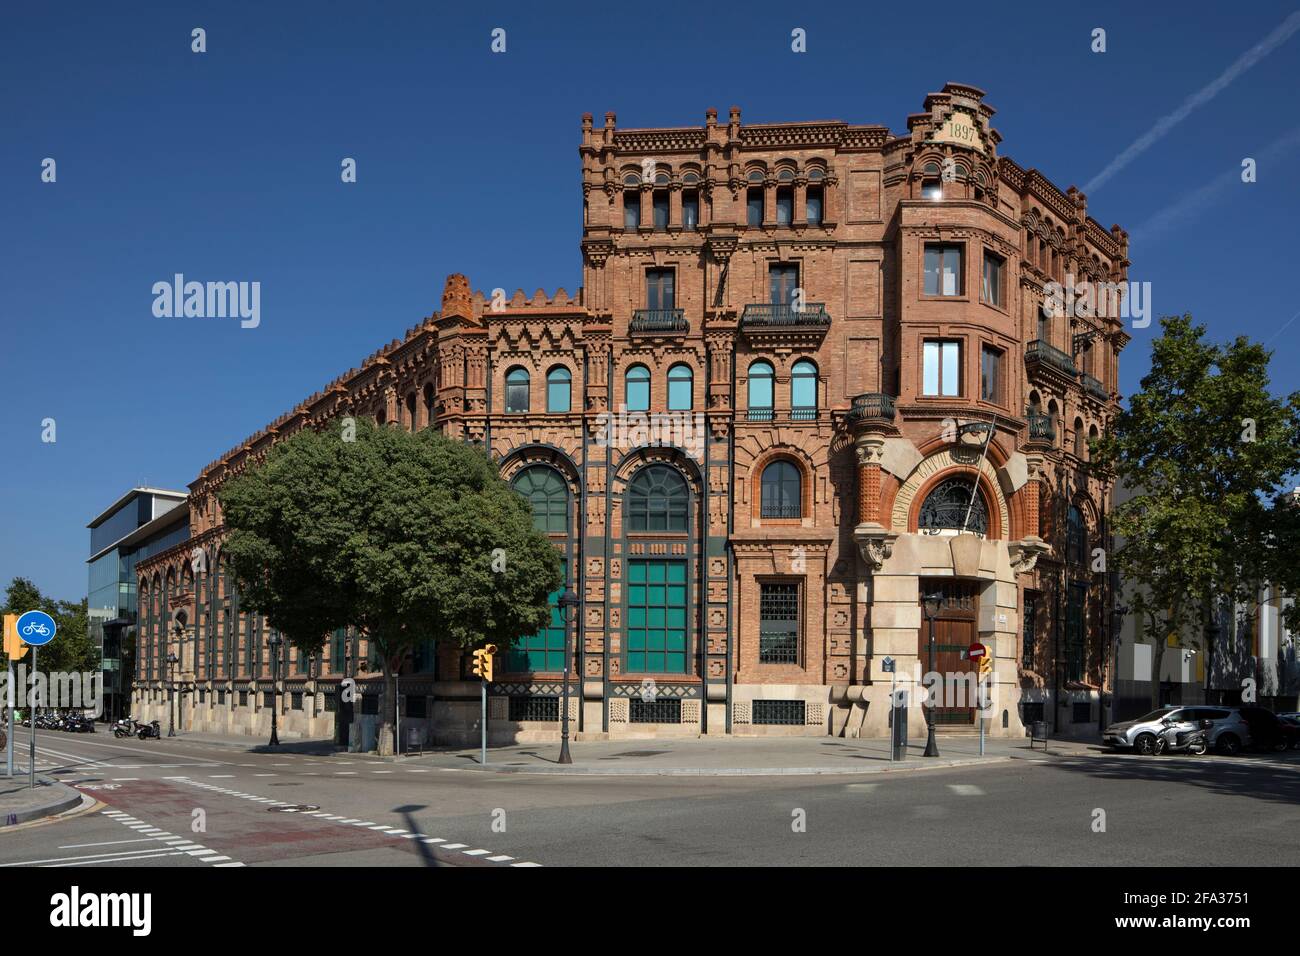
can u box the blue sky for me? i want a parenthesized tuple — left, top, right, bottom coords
(3, 0, 1299, 601)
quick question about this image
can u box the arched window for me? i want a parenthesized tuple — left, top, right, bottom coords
(505, 367, 529, 414)
(405, 392, 416, 430)
(625, 364, 650, 412)
(422, 383, 434, 424)
(547, 366, 571, 413)
(760, 460, 802, 519)
(1067, 505, 1086, 565)
(918, 477, 988, 536)
(512, 466, 568, 533)
(748, 360, 774, 421)
(626, 465, 688, 532)
(1073, 417, 1086, 458)
(667, 364, 693, 411)
(791, 360, 817, 419)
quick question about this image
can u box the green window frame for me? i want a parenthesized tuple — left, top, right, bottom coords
(507, 560, 568, 672)
(513, 466, 568, 533)
(626, 559, 688, 674)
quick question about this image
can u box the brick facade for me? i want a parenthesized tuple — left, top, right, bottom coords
(134, 83, 1127, 745)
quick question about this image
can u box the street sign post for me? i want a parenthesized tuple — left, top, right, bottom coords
(882, 656, 900, 761)
(16, 611, 57, 788)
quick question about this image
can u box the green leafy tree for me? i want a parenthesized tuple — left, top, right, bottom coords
(3, 577, 95, 675)
(1094, 315, 1300, 708)
(219, 419, 563, 754)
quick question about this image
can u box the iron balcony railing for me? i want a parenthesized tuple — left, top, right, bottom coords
(1027, 410, 1055, 442)
(1025, 339, 1078, 377)
(740, 303, 831, 327)
(1080, 373, 1109, 401)
(848, 392, 897, 422)
(630, 309, 688, 333)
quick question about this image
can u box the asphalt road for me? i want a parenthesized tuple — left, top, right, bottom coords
(1, 728, 1296, 867)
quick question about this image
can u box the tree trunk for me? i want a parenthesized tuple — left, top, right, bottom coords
(377, 658, 396, 756)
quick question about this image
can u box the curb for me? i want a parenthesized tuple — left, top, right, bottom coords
(429, 755, 1012, 777)
(1, 777, 84, 827)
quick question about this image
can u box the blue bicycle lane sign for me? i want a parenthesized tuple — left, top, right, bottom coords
(16, 609, 57, 646)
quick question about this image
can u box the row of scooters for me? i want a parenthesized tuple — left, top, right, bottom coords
(112, 716, 162, 740)
(20, 711, 97, 733)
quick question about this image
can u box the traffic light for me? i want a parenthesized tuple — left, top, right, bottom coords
(3, 614, 24, 660)
(471, 645, 498, 682)
(979, 653, 993, 675)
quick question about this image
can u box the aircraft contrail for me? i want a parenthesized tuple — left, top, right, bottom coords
(1085, 10, 1300, 193)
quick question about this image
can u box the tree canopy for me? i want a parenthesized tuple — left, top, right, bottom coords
(1093, 314, 1300, 704)
(218, 419, 564, 752)
(2, 577, 95, 674)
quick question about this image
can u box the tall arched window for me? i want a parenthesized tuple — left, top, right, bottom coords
(748, 360, 774, 421)
(546, 366, 571, 413)
(667, 363, 693, 411)
(760, 460, 802, 519)
(1067, 505, 1086, 565)
(512, 466, 568, 533)
(505, 367, 530, 414)
(918, 477, 988, 536)
(626, 465, 688, 532)
(791, 360, 817, 419)
(1073, 417, 1086, 458)
(626, 364, 650, 412)
(422, 383, 434, 425)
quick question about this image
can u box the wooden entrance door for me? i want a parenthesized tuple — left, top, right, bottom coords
(919, 579, 979, 726)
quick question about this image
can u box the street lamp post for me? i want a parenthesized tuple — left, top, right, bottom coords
(165, 649, 179, 737)
(922, 589, 943, 757)
(556, 589, 580, 765)
(267, 634, 282, 748)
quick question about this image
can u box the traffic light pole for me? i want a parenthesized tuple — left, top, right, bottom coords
(479, 677, 486, 766)
(6, 658, 14, 777)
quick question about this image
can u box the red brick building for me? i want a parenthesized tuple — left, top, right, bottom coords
(133, 83, 1128, 746)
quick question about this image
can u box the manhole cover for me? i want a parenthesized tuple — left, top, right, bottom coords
(268, 804, 319, 813)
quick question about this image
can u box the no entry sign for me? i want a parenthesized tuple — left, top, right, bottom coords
(967, 642, 987, 661)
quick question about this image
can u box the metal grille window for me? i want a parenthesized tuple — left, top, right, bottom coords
(753, 699, 806, 725)
(1066, 582, 1087, 681)
(291, 691, 303, 710)
(198, 689, 206, 704)
(509, 695, 559, 722)
(1023, 590, 1039, 669)
(626, 560, 688, 673)
(759, 583, 800, 664)
(760, 460, 802, 519)
(405, 695, 427, 718)
(626, 466, 688, 532)
(323, 692, 337, 713)
(1072, 701, 1091, 724)
(238, 690, 248, 707)
(630, 697, 682, 723)
(918, 477, 987, 536)
(217, 690, 226, 706)
(361, 693, 379, 715)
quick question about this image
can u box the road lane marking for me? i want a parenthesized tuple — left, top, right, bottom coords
(947, 784, 985, 796)
(58, 838, 156, 850)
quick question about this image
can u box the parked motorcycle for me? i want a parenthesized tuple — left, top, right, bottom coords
(113, 716, 138, 738)
(136, 719, 162, 740)
(1153, 717, 1211, 756)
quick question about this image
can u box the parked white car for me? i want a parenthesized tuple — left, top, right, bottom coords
(1103, 706, 1252, 756)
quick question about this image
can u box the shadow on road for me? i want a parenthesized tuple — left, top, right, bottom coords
(395, 804, 440, 867)
(1047, 750, 1299, 805)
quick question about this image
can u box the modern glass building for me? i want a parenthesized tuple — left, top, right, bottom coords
(87, 488, 189, 720)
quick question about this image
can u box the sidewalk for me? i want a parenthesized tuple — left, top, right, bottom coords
(168, 727, 1110, 776)
(0, 774, 84, 826)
